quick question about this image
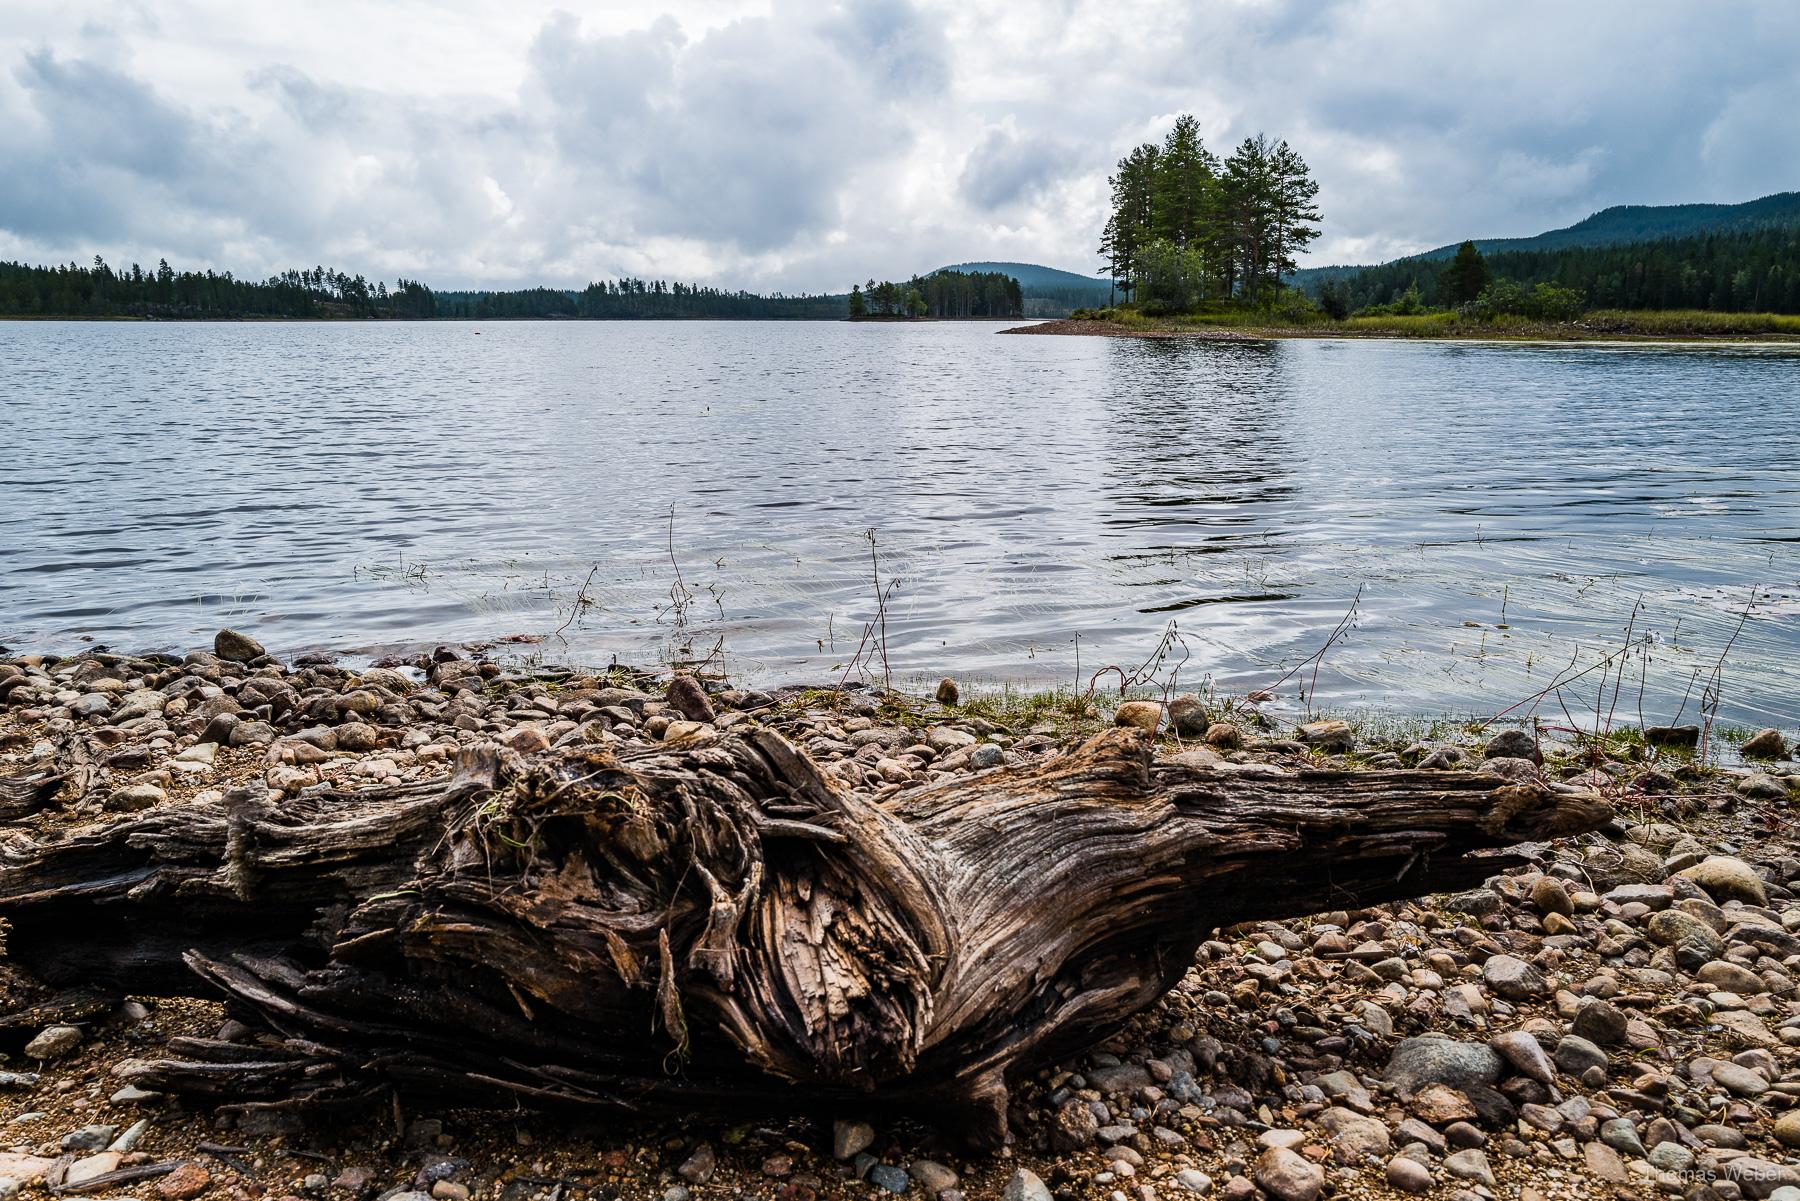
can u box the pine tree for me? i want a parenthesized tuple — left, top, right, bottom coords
(1266, 139, 1321, 294)
(1151, 115, 1216, 251)
(1439, 241, 1490, 306)
(1215, 136, 1274, 301)
(1100, 143, 1159, 300)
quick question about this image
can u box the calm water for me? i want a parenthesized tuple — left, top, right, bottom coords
(3, 320, 1798, 725)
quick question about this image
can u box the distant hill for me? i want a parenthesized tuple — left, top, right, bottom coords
(938, 261, 1107, 289)
(938, 261, 1113, 316)
(1295, 191, 1800, 288)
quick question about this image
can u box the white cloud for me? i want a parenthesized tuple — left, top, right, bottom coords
(1, 0, 1795, 290)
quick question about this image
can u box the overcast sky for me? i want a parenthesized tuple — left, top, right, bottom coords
(3, 1, 1796, 292)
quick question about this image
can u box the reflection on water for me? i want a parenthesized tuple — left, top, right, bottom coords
(2, 320, 1797, 724)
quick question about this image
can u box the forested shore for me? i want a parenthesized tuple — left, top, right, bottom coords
(0, 259, 1023, 321)
(1320, 226, 1800, 316)
(0, 258, 854, 320)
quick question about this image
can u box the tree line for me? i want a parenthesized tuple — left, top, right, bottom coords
(435, 279, 843, 319)
(1098, 115, 1321, 311)
(0, 259, 844, 320)
(0, 258, 437, 319)
(1319, 227, 1800, 316)
(849, 269, 1023, 318)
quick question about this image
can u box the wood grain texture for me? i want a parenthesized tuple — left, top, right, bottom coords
(0, 727, 1609, 1143)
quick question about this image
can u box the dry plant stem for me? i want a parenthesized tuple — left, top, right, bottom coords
(833, 534, 898, 700)
(1081, 621, 1191, 724)
(0, 728, 1608, 1145)
(1258, 586, 1362, 717)
(552, 565, 600, 640)
(1697, 592, 1755, 765)
(866, 530, 893, 694)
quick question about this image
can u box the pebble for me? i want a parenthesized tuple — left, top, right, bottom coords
(831, 1116, 874, 1152)
(212, 628, 265, 661)
(24, 1025, 82, 1061)
(1552, 1033, 1608, 1076)
(867, 1163, 910, 1193)
(1741, 728, 1788, 758)
(1442, 1149, 1495, 1187)
(908, 1160, 957, 1192)
(1297, 719, 1353, 752)
(1485, 727, 1540, 762)
(157, 1163, 211, 1200)
(63, 1153, 122, 1187)
(1482, 953, 1545, 999)
(1166, 694, 1208, 737)
(9, 647, 1800, 1201)
(1173, 1169, 1211, 1194)
(676, 1144, 715, 1185)
(1002, 1169, 1053, 1201)
(1583, 1140, 1627, 1183)
(1570, 999, 1628, 1044)
(1385, 1156, 1433, 1194)
(1708, 1060, 1770, 1097)
(926, 726, 976, 750)
(1529, 875, 1573, 916)
(1251, 1147, 1322, 1201)
(1682, 855, 1769, 905)
(1113, 701, 1162, 731)
(1489, 1030, 1555, 1085)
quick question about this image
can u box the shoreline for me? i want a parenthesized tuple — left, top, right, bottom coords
(1003, 317, 1800, 345)
(4, 634, 1800, 1200)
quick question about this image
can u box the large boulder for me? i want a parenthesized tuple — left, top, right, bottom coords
(1646, 909, 1725, 969)
(1384, 1037, 1502, 1098)
(1681, 856, 1768, 906)
(213, 628, 266, 662)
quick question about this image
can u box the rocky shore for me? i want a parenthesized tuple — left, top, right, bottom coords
(4, 633, 1800, 1201)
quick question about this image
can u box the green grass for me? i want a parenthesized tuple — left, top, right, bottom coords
(1337, 312, 1464, 336)
(1064, 305, 1800, 342)
(953, 684, 1100, 729)
(1581, 309, 1800, 337)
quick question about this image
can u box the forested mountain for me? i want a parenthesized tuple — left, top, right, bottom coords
(850, 269, 1022, 318)
(1325, 226, 1800, 315)
(1097, 115, 1322, 310)
(1294, 191, 1800, 288)
(1426, 191, 1800, 258)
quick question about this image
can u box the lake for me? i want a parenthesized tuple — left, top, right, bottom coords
(3, 320, 1797, 727)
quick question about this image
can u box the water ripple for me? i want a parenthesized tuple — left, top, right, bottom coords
(2, 321, 1798, 723)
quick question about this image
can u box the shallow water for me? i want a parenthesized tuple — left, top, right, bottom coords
(3, 320, 1798, 725)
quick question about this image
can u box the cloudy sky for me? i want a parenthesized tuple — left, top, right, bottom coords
(3, 1, 1796, 292)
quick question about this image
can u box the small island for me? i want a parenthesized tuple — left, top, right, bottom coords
(847, 268, 1023, 320)
(1028, 115, 1800, 341)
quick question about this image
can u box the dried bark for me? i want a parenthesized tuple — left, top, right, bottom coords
(0, 727, 1609, 1143)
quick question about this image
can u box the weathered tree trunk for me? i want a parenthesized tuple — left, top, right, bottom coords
(0, 728, 1608, 1144)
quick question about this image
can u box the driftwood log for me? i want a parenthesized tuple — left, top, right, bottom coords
(0, 727, 1609, 1144)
